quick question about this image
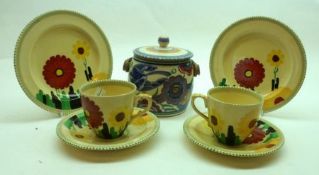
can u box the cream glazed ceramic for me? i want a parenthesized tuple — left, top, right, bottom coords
(123, 36, 200, 117)
(56, 108, 160, 151)
(183, 115, 284, 157)
(79, 80, 152, 139)
(14, 10, 113, 115)
(191, 87, 263, 146)
(210, 16, 306, 113)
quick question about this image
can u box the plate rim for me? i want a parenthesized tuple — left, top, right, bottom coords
(14, 10, 113, 115)
(56, 108, 160, 151)
(183, 115, 285, 157)
(209, 16, 307, 113)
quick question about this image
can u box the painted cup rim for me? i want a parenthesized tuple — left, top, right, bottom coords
(208, 86, 264, 107)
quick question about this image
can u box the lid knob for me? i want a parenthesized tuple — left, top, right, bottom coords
(158, 36, 169, 48)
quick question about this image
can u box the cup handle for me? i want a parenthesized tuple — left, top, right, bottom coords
(191, 93, 209, 121)
(131, 94, 152, 120)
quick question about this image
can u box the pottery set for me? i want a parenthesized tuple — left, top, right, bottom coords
(14, 10, 306, 157)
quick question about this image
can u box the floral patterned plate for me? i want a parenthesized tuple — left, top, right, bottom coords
(56, 108, 160, 151)
(210, 17, 306, 112)
(183, 115, 284, 157)
(14, 10, 112, 114)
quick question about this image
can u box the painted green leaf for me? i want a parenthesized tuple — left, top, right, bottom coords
(110, 127, 118, 139)
(218, 133, 226, 144)
(60, 91, 71, 110)
(218, 78, 228, 86)
(263, 132, 278, 143)
(235, 136, 241, 145)
(36, 90, 44, 102)
(45, 94, 55, 108)
(64, 119, 73, 129)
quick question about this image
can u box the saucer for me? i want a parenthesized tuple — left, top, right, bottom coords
(183, 115, 284, 157)
(56, 108, 160, 151)
(14, 10, 113, 114)
(210, 17, 306, 112)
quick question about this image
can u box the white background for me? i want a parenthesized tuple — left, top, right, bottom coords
(0, 0, 319, 174)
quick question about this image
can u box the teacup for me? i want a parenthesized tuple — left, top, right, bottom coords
(79, 79, 152, 139)
(191, 87, 263, 146)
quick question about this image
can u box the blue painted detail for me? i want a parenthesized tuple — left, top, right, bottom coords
(129, 64, 171, 91)
(131, 62, 193, 116)
(158, 37, 169, 43)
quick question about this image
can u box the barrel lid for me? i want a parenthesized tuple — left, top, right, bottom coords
(133, 36, 193, 64)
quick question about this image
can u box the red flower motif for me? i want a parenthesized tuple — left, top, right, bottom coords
(243, 127, 266, 144)
(81, 96, 104, 128)
(178, 62, 193, 76)
(42, 55, 76, 89)
(274, 97, 284, 104)
(234, 58, 265, 89)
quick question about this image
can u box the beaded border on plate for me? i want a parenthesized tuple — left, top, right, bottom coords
(183, 115, 285, 157)
(56, 109, 160, 151)
(209, 16, 307, 113)
(14, 10, 113, 115)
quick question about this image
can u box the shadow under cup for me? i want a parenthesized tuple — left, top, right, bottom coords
(192, 87, 263, 146)
(79, 80, 145, 139)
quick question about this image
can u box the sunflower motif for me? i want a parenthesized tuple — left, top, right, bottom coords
(81, 96, 104, 128)
(42, 55, 76, 89)
(209, 109, 225, 135)
(267, 50, 284, 67)
(107, 107, 131, 128)
(72, 40, 90, 60)
(237, 109, 260, 138)
(234, 58, 265, 90)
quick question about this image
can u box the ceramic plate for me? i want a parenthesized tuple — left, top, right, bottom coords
(210, 17, 306, 112)
(183, 115, 284, 157)
(56, 108, 160, 151)
(14, 10, 113, 114)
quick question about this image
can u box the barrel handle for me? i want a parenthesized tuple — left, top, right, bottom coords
(123, 57, 133, 72)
